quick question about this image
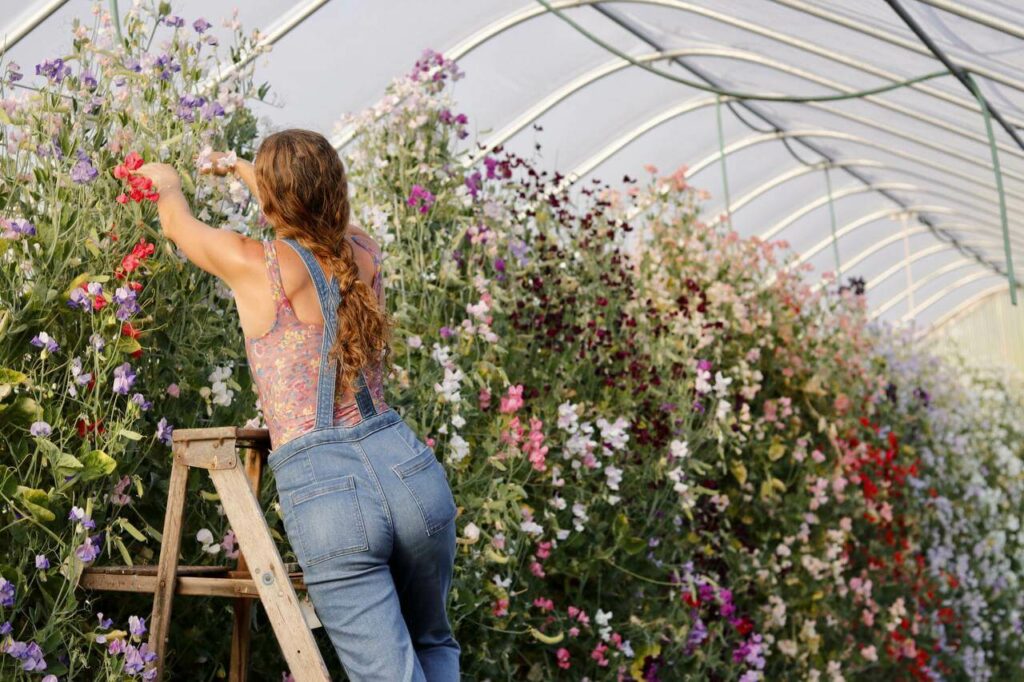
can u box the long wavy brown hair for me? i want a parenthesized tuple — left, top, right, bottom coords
(254, 128, 391, 394)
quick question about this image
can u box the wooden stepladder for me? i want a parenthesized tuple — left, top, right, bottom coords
(80, 427, 331, 681)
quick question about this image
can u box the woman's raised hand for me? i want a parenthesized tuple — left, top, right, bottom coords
(198, 150, 237, 176)
(135, 163, 182, 194)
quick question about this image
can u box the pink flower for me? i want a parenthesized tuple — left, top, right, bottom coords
(492, 597, 509, 617)
(406, 185, 435, 214)
(478, 387, 491, 410)
(530, 561, 545, 578)
(591, 642, 610, 667)
(536, 540, 552, 560)
(499, 384, 524, 414)
(533, 597, 554, 612)
(556, 647, 571, 670)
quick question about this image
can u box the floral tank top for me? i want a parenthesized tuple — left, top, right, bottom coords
(243, 236, 389, 449)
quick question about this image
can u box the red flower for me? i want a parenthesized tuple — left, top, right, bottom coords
(92, 294, 107, 311)
(76, 417, 105, 438)
(115, 193, 129, 204)
(124, 151, 143, 170)
(121, 322, 141, 339)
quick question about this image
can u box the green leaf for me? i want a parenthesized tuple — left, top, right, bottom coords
(80, 450, 117, 481)
(17, 486, 54, 522)
(53, 453, 85, 477)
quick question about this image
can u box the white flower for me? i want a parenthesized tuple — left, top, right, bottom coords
(669, 439, 689, 460)
(557, 401, 580, 432)
(521, 520, 544, 536)
(407, 335, 422, 349)
(463, 522, 480, 542)
(596, 416, 630, 453)
(449, 433, 469, 464)
(605, 464, 623, 491)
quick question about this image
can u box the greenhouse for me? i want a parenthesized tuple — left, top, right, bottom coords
(1, 1, 1022, 680)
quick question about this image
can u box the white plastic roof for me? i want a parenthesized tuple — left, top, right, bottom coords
(5, 0, 1022, 332)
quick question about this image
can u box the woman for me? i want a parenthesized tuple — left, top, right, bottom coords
(137, 129, 460, 681)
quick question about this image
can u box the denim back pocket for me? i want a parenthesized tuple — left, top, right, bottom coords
(392, 448, 457, 536)
(289, 474, 369, 564)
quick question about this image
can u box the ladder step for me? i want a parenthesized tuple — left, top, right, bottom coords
(81, 564, 307, 598)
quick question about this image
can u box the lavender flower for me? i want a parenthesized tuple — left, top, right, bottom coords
(0, 577, 14, 607)
(123, 641, 158, 675)
(156, 417, 174, 445)
(67, 287, 91, 311)
(129, 615, 147, 637)
(35, 554, 49, 570)
(71, 157, 98, 184)
(75, 535, 99, 562)
(114, 286, 140, 320)
(5, 61, 22, 83)
(79, 69, 98, 90)
(30, 332, 59, 353)
(131, 393, 152, 410)
(30, 421, 52, 437)
(0, 621, 10, 635)
(35, 58, 70, 83)
(4, 639, 47, 671)
(163, 15, 184, 27)
(193, 18, 211, 33)
(113, 362, 137, 395)
(67, 505, 95, 530)
(98, 612, 113, 628)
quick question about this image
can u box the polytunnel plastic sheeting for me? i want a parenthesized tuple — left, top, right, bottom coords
(3, 0, 1022, 334)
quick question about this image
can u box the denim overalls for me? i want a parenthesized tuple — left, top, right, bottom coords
(266, 238, 460, 681)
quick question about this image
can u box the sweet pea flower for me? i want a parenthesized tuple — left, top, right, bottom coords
(30, 421, 52, 437)
(31, 332, 59, 353)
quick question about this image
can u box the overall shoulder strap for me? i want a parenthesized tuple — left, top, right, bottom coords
(278, 237, 378, 426)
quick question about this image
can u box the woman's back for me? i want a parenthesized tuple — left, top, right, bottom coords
(243, 233, 389, 449)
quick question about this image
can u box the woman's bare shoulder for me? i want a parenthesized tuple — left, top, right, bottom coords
(347, 222, 382, 253)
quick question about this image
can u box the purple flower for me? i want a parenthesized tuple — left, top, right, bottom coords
(107, 638, 127, 655)
(156, 417, 173, 445)
(131, 393, 152, 410)
(35, 554, 49, 570)
(697, 359, 713, 372)
(123, 641, 158, 675)
(114, 286, 140, 320)
(406, 185, 435, 214)
(4, 639, 47, 671)
(75, 535, 100, 562)
(494, 257, 505, 273)
(35, 58, 70, 83)
(685, 613, 707, 654)
(464, 171, 482, 199)
(439, 326, 454, 339)
(5, 62, 22, 83)
(30, 332, 59, 353)
(113, 362, 137, 395)
(193, 18, 211, 33)
(2, 219, 36, 240)
(163, 15, 184, 27)
(509, 239, 529, 265)
(79, 69, 98, 90)
(111, 476, 132, 506)
(30, 421, 52, 437)
(129, 615, 147, 637)
(692, 400, 705, 414)
(67, 287, 91, 311)
(0, 577, 15, 607)
(153, 54, 180, 80)
(89, 333, 106, 352)
(176, 93, 207, 122)
(483, 156, 499, 179)
(71, 157, 98, 184)
(0, 621, 10, 635)
(67, 505, 95, 530)
(98, 612, 113, 629)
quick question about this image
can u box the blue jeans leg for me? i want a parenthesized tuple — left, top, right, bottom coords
(391, 519, 460, 680)
(304, 563, 426, 681)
